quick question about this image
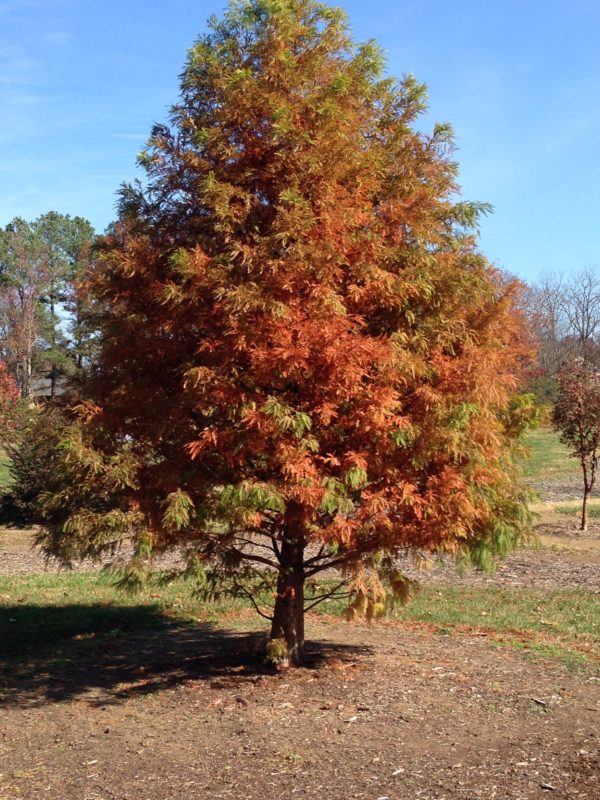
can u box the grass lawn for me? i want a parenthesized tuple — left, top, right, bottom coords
(1, 572, 597, 675)
(0, 448, 12, 492)
(555, 502, 600, 518)
(394, 585, 599, 666)
(521, 427, 580, 481)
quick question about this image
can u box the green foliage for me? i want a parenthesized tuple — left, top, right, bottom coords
(262, 397, 312, 439)
(0, 408, 67, 526)
(462, 482, 534, 572)
(503, 393, 543, 439)
(346, 556, 416, 622)
(521, 427, 579, 481)
(390, 426, 416, 449)
(26, 412, 148, 565)
(343, 466, 368, 489)
(447, 402, 480, 431)
(319, 477, 354, 515)
(162, 490, 196, 532)
(219, 481, 287, 515)
(265, 637, 288, 664)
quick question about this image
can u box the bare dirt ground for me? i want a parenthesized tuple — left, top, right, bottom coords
(0, 505, 599, 800)
(1, 620, 599, 800)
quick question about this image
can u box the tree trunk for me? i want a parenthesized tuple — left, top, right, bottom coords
(20, 355, 31, 398)
(581, 488, 589, 532)
(270, 536, 306, 667)
(50, 296, 56, 400)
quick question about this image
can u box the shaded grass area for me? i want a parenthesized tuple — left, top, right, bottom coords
(1, 573, 597, 705)
(521, 427, 579, 481)
(0, 571, 370, 706)
(0, 571, 262, 662)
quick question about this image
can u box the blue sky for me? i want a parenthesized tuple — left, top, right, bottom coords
(1, 0, 599, 282)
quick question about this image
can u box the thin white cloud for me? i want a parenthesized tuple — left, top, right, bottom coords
(0, 41, 43, 142)
(0, 44, 38, 85)
(0, 0, 45, 13)
(41, 30, 71, 47)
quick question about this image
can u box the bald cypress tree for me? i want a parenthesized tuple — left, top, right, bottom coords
(40, 0, 532, 665)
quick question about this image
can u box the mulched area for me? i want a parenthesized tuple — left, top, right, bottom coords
(2, 520, 599, 593)
(529, 478, 584, 503)
(0, 619, 598, 800)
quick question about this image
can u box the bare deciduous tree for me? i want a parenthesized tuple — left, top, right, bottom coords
(528, 267, 600, 397)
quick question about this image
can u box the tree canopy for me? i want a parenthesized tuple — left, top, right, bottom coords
(39, 0, 533, 665)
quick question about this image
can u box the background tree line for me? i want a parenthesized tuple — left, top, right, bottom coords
(525, 267, 600, 530)
(0, 212, 96, 399)
(0, 213, 96, 524)
(527, 267, 600, 402)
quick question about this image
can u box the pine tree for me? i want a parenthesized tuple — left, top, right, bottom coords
(34, 213, 96, 395)
(39, 0, 532, 665)
(0, 213, 96, 398)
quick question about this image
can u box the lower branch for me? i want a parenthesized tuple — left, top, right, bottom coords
(235, 583, 273, 621)
(304, 579, 351, 612)
(305, 556, 350, 577)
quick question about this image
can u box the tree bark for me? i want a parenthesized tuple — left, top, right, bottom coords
(581, 488, 589, 531)
(20, 354, 31, 398)
(580, 455, 591, 533)
(50, 295, 56, 400)
(270, 535, 306, 667)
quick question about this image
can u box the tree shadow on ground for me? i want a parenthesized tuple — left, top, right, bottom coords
(0, 603, 372, 708)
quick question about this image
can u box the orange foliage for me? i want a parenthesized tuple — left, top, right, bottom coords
(42, 1, 533, 662)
